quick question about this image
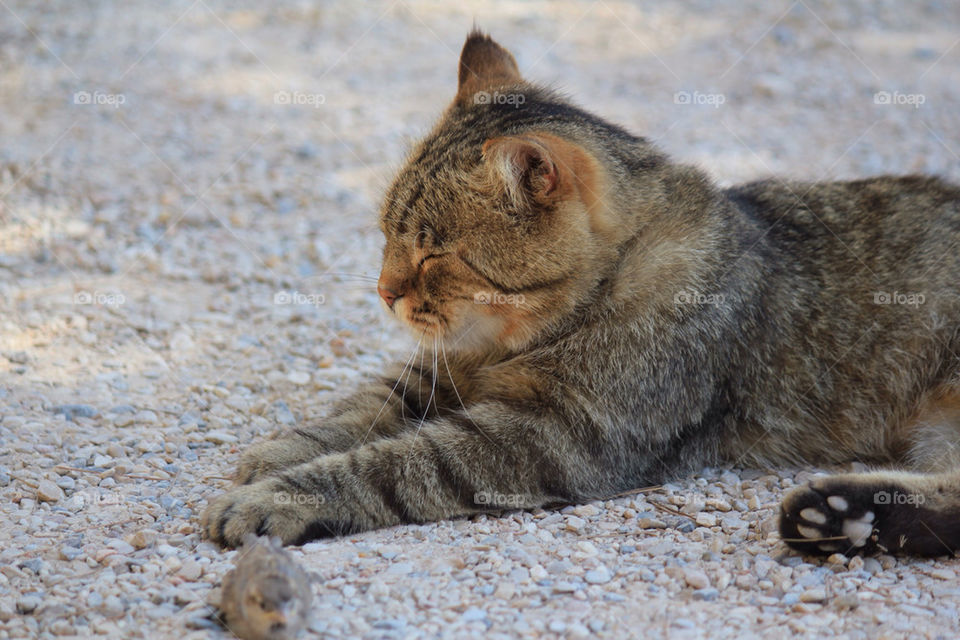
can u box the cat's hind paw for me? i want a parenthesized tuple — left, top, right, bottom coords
(779, 475, 884, 555)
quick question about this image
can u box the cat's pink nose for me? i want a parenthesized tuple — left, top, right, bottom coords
(377, 285, 400, 309)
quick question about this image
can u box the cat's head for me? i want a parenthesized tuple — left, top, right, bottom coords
(377, 31, 657, 354)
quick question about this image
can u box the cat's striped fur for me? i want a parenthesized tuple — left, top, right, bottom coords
(203, 31, 960, 557)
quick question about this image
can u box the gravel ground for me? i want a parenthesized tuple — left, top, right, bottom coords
(2, 1, 960, 638)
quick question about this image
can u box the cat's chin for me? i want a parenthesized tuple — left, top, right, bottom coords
(398, 312, 507, 354)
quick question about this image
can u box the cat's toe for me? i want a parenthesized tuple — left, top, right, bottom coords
(780, 476, 882, 555)
(234, 438, 316, 485)
(202, 480, 312, 547)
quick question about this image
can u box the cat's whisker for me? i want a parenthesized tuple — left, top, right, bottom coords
(417, 337, 427, 407)
(440, 337, 498, 447)
(404, 336, 440, 471)
(432, 335, 439, 420)
(316, 272, 380, 282)
(400, 337, 425, 424)
(359, 331, 424, 446)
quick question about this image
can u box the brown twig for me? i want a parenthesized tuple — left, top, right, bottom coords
(13, 476, 38, 489)
(54, 465, 105, 475)
(607, 485, 663, 499)
(649, 500, 697, 522)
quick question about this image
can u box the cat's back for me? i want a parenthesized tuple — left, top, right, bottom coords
(725, 174, 960, 270)
(727, 174, 958, 227)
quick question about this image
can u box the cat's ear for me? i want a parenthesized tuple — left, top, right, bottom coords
(455, 30, 522, 108)
(481, 134, 572, 206)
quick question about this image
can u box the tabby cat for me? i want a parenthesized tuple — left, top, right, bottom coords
(203, 31, 960, 557)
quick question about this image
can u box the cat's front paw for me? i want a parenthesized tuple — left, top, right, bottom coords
(203, 478, 320, 547)
(780, 475, 887, 555)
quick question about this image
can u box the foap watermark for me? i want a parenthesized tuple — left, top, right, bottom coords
(674, 91, 725, 108)
(274, 290, 326, 307)
(874, 91, 925, 109)
(71, 489, 127, 508)
(674, 289, 726, 307)
(74, 290, 126, 307)
(874, 490, 925, 507)
(274, 90, 325, 108)
(274, 491, 326, 506)
(474, 291, 525, 307)
(474, 491, 529, 509)
(873, 291, 925, 307)
(73, 90, 126, 108)
(473, 90, 525, 107)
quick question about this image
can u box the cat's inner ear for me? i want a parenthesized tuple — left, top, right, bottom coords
(481, 134, 568, 205)
(455, 30, 522, 107)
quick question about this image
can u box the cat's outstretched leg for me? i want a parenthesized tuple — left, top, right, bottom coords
(779, 470, 960, 556)
(202, 402, 605, 547)
(234, 362, 441, 484)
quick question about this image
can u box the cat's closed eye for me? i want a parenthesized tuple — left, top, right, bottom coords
(416, 254, 443, 269)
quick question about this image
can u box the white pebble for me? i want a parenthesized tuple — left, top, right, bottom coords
(584, 566, 612, 584)
(683, 568, 710, 589)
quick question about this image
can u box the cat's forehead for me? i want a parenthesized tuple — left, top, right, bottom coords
(380, 141, 477, 237)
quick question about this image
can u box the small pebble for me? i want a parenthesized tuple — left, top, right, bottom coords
(461, 607, 487, 623)
(572, 504, 600, 518)
(102, 595, 125, 617)
(128, 529, 159, 550)
(17, 596, 41, 614)
(37, 479, 65, 503)
(113, 414, 135, 427)
(59, 546, 82, 561)
(178, 559, 203, 581)
(860, 557, 882, 574)
(683, 568, 710, 589)
(134, 410, 158, 424)
(638, 517, 667, 529)
(585, 566, 613, 585)
(204, 430, 239, 444)
(107, 539, 135, 554)
(287, 371, 311, 385)
(109, 405, 136, 414)
(565, 516, 586, 532)
(695, 513, 717, 527)
(52, 404, 98, 420)
(693, 588, 719, 601)
(800, 588, 827, 603)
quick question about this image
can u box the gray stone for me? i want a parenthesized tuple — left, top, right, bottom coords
(51, 404, 99, 421)
(59, 546, 82, 561)
(461, 608, 487, 623)
(693, 588, 719, 601)
(584, 566, 613, 584)
(109, 405, 136, 414)
(16, 596, 41, 614)
(272, 400, 297, 425)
